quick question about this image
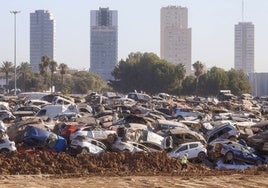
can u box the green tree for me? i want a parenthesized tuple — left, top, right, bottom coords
(49, 60, 58, 92)
(227, 69, 251, 95)
(59, 63, 68, 92)
(17, 62, 32, 92)
(1, 61, 14, 90)
(193, 61, 205, 95)
(72, 71, 109, 94)
(39, 56, 50, 88)
(111, 52, 179, 94)
(172, 63, 186, 94)
(181, 75, 196, 95)
(202, 67, 229, 96)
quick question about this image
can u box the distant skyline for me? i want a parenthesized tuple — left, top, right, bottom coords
(1, 0, 268, 72)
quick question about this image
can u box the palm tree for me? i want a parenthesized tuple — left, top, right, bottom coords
(1, 61, 14, 90)
(175, 63, 186, 87)
(39, 56, 50, 86)
(59, 63, 68, 92)
(18, 62, 32, 92)
(193, 61, 205, 95)
(41, 56, 50, 72)
(49, 60, 58, 92)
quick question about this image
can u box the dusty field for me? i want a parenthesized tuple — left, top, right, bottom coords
(1, 173, 268, 188)
(0, 152, 268, 187)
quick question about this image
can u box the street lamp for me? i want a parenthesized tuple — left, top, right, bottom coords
(10, 10, 20, 95)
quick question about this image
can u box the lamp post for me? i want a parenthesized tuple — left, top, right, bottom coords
(10, 11, 20, 95)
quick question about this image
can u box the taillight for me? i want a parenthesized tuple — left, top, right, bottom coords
(203, 144, 207, 149)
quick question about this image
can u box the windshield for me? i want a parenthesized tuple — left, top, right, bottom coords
(46, 133, 58, 149)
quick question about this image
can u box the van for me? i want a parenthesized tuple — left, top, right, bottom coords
(35, 104, 78, 119)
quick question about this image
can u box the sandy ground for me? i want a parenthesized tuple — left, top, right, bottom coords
(0, 173, 268, 188)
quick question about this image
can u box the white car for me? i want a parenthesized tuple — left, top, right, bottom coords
(70, 126, 117, 142)
(0, 133, 17, 152)
(70, 136, 106, 154)
(168, 141, 207, 162)
(0, 121, 7, 132)
(172, 108, 201, 119)
(112, 139, 147, 153)
(124, 123, 173, 150)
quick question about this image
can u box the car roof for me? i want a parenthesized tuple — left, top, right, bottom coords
(27, 126, 49, 138)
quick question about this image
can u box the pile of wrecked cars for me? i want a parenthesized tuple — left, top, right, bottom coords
(0, 91, 267, 170)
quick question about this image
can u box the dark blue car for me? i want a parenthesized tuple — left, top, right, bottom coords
(22, 126, 67, 152)
(220, 142, 264, 166)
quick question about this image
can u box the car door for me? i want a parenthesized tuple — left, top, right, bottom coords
(174, 144, 188, 158)
(188, 143, 200, 158)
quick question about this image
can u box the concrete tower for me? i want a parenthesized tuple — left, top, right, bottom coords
(90, 7, 118, 81)
(30, 10, 55, 72)
(234, 22, 255, 74)
(161, 6, 192, 75)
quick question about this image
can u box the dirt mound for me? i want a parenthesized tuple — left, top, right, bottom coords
(0, 151, 267, 177)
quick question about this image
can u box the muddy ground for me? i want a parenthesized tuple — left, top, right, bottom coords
(0, 151, 268, 187)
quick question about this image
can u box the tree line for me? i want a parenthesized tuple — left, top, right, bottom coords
(1, 52, 251, 96)
(109, 52, 251, 96)
(1, 56, 109, 94)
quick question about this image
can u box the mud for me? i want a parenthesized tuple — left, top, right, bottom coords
(0, 151, 267, 178)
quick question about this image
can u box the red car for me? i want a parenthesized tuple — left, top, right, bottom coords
(60, 123, 77, 140)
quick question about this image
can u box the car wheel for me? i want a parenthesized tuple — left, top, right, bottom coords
(225, 151, 234, 161)
(0, 148, 9, 153)
(198, 152, 206, 162)
(81, 147, 89, 154)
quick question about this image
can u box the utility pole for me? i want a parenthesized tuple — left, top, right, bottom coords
(10, 10, 20, 95)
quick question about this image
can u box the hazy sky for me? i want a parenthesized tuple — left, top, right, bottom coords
(1, 0, 268, 72)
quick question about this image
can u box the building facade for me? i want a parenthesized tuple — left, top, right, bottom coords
(248, 72, 268, 97)
(30, 10, 55, 72)
(90, 8, 118, 81)
(160, 6, 192, 75)
(234, 22, 254, 74)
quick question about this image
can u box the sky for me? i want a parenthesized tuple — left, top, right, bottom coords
(1, 0, 268, 72)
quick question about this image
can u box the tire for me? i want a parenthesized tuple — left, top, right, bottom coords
(198, 152, 206, 162)
(225, 151, 234, 161)
(81, 147, 89, 154)
(0, 148, 10, 153)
